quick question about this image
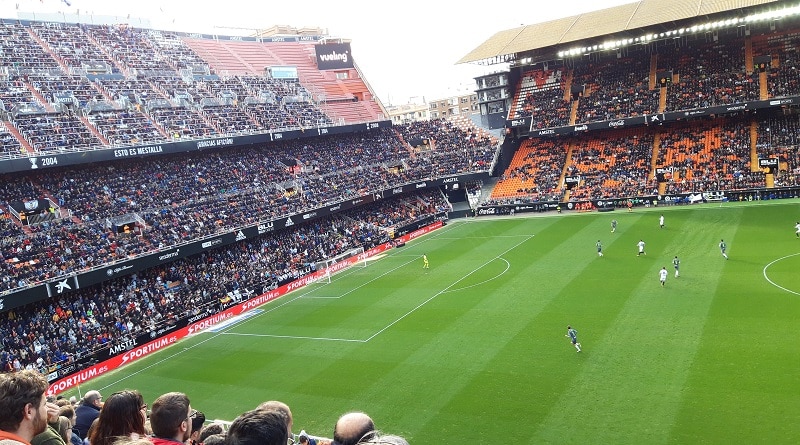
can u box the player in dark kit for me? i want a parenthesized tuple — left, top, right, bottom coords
(566, 325, 581, 352)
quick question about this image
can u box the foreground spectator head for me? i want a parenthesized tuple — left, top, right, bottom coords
(332, 412, 375, 445)
(199, 423, 224, 443)
(74, 390, 102, 440)
(149, 392, 193, 443)
(56, 405, 80, 445)
(256, 401, 292, 436)
(0, 369, 49, 443)
(189, 410, 206, 445)
(110, 438, 155, 445)
(359, 433, 409, 445)
(203, 434, 226, 445)
(89, 390, 147, 445)
(55, 416, 73, 444)
(224, 409, 287, 445)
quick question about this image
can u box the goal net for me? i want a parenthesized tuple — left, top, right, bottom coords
(314, 247, 366, 277)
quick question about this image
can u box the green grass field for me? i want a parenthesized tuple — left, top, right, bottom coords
(67, 200, 800, 444)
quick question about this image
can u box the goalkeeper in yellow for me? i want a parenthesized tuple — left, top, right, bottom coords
(422, 254, 430, 270)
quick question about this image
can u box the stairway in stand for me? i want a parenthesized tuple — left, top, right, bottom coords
(23, 81, 55, 112)
(2, 120, 35, 154)
(79, 115, 110, 146)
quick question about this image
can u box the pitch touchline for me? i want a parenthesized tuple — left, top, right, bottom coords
(363, 235, 534, 342)
(762, 252, 800, 296)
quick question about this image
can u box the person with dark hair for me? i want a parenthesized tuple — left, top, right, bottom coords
(54, 417, 72, 445)
(88, 390, 147, 445)
(202, 435, 225, 445)
(74, 391, 102, 440)
(0, 369, 50, 445)
(188, 410, 206, 445)
(149, 392, 193, 445)
(224, 409, 286, 445)
(566, 325, 582, 353)
(331, 412, 375, 445)
(257, 398, 330, 444)
(198, 424, 224, 444)
(255, 401, 291, 437)
(32, 414, 74, 445)
(55, 407, 80, 445)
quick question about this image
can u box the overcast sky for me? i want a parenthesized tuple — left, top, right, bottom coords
(1, 0, 636, 105)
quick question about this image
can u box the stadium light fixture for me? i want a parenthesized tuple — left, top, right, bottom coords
(555, 2, 800, 59)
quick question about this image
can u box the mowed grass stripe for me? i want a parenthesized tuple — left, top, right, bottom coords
(58, 201, 800, 445)
(284, 220, 532, 434)
(672, 204, 800, 443)
(414, 213, 623, 442)
(532, 207, 737, 444)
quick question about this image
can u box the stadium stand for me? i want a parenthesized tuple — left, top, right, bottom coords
(3, 5, 800, 428)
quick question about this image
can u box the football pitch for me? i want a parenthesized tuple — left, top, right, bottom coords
(67, 200, 800, 444)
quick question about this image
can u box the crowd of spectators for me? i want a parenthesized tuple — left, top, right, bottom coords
(757, 115, 800, 185)
(0, 17, 348, 157)
(489, 111, 800, 204)
(0, 123, 494, 294)
(662, 42, 760, 111)
(508, 34, 793, 132)
(490, 139, 567, 202)
(0, 121, 23, 157)
(0, 375, 408, 445)
(566, 129, 655, 200)
(657, 118, 765, 195)
(29, 22, 119, 74)
(515, 87, 572, 129)
(755, 31, 800, 99)
(574, 56, 659, 122)
(0, 190, 446, 375)
(14, 113, 102, 152)
(0, 22, 62, 72)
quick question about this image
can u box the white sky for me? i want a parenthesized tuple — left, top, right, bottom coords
(1, 0, 635, 105)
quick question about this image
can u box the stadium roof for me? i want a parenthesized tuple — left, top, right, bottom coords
(458, 0, 782, 64)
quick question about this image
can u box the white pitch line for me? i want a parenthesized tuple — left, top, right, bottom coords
(442, 258, 511, 294)
(762, 252, 800, 296)
(221, 332, 365, 342)
(363, 234, 534, 343)
(435, 235, 535, 240)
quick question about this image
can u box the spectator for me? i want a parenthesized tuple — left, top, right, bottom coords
(201, 435, 225, 445)
(31, 415, 70, 445)
(55, 406, 80, 445)
(331, 412, 375, 445)
(73, 391, 102, 440)
(188, 410, 206, 445)
(0, 370, 49, 445)
(88, 390, 147, 445)
(224, 409, 287, 445)
(149, 392, 194, 445)
(198, 424, 224, 444)
(358, 433, 408, 445)
(255, 401, 292, 438)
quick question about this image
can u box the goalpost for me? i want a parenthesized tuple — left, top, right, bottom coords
(311, 247, 367, 286)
